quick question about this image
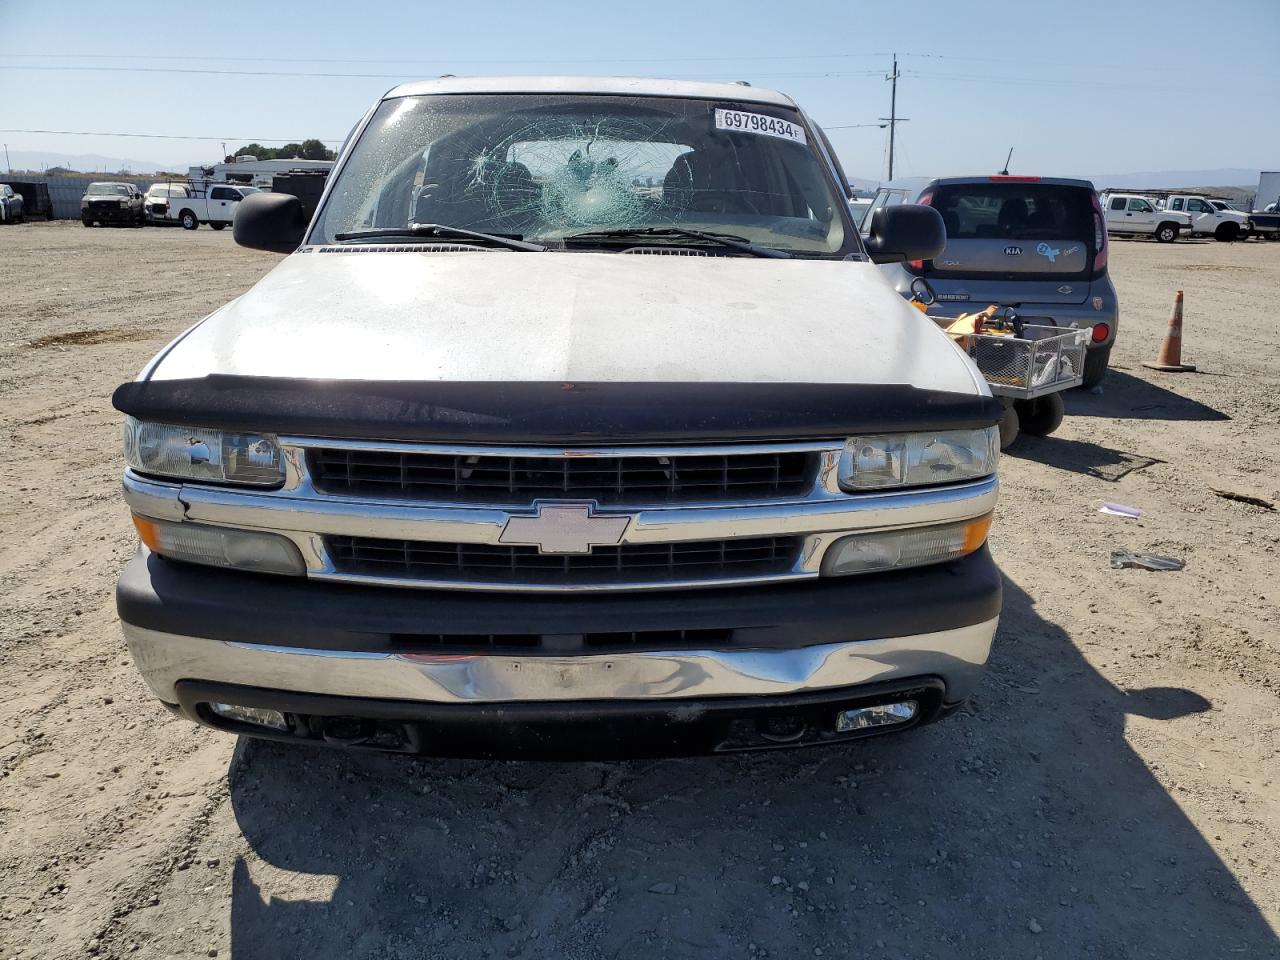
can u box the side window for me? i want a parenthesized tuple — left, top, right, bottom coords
(861, 190, 894, 231)
(1109, 197, 1125, 211)
(211, 187, 235, 201)
(1171, 198, 1184, 210)
(1127, 198, 1152, 212)
(1188, 199, 1209, 213)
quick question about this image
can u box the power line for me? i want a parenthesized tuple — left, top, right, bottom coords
(0, 63, 888, 81)
(0, 51, 895, 66)
(0, 128, 341, 142)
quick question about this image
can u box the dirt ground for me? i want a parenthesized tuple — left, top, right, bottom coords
(1, 221, 1277, 960)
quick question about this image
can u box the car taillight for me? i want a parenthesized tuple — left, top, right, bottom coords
(907, 191, 935, 271)
(1092, 323, 1110, 344)
(1090, 193, 1109, 275)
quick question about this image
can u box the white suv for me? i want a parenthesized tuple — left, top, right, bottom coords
(1100, 193, 1191, 243)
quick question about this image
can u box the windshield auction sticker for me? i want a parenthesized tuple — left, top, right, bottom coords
(714, 108, 807, 145)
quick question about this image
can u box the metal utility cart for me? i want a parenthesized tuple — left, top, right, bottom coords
(961, 321, 1088, 448)
(912, 280, 1087, 448)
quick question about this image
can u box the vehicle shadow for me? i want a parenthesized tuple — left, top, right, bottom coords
(1065, 370, 1230, 422)
(224, 575, 1276, 959)
(1004, 433, 1165, 481)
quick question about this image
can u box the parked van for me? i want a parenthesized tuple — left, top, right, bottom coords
(113, 77, 1002, 759)
(865, 176, 1119, 388)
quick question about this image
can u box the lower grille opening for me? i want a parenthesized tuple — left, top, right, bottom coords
(326, 535, 800, 587)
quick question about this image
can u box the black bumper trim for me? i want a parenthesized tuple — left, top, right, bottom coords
(117, 545, 1001, 653)
(112, 377, 1002, 444)
(177, 676, 949, 759)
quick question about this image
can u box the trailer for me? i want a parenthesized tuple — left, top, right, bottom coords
(5, 181, 54, 220)
(1248, 172, 1280, 239)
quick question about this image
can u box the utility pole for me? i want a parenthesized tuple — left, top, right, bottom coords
(879, 54, 908, 180)
(4, 143, 10, 175)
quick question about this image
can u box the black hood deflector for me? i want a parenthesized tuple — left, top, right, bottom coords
(112, 376, 1001, 443)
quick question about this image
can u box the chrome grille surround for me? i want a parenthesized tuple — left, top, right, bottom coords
(122, 436, 999, 593)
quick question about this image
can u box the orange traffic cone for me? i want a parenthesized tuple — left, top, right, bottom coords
(1142, 290, 1196, 372)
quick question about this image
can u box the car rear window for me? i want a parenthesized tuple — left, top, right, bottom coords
(932, 183, 1093, 243)
(924, 181, 1096, 280)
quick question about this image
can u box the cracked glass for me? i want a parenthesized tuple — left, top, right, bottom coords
(315, 93, 856, 257)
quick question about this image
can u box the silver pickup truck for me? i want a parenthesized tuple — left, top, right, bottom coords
(113, 77, 1001, 759)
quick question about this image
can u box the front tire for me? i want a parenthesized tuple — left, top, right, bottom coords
(1155, 223, 1179, 243)
(1079, 344, 1111, 389)
(180, 210, 199, 230)
(1215, 222, 1240, 242)
(82, 218, 93, 227)
(1015, 393, 1066, 436)
(998, 399, 1020, 450)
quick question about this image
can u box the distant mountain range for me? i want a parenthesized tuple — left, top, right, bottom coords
(3, 150, 196, 174)
(1083, 168, 1261, 190)
(850, 169, 1262, 193)
(4, 147, 1266, 196)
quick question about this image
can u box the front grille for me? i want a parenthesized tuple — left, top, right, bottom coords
(387, 628, 732, 652)
(309, 448, 815, 504)
(326, 535, 800, 586)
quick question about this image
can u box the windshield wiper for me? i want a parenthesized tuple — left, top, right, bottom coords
(333, 223, 545, 252)
(562, 226, 790, 259)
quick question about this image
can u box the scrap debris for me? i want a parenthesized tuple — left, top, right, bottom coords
(1208, 487, 1275, 511)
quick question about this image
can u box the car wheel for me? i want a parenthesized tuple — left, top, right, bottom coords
(82, 218, 93, 227)
(1155, 223, 1178, 243)
(180, 210, 199, 230)
(1014, 393, 1065, 437)
(998, 400, 1020, 450)
(1214, 222, 1240, 242)
(1078, 344, 1111, 389)
(210, 222, 226, 231)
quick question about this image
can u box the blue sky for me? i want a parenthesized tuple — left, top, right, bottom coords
(3, 0, 1277, 180)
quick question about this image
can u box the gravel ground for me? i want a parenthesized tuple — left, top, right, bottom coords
(1, 222, 1277, 960)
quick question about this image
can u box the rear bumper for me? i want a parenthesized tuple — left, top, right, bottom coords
(117, 547, 1000, 755)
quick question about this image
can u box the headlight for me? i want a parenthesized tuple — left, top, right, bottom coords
(132, 515, 305, 575)
(838, 427, 998, 491)
(118, 199, 129, 207)
(823, 514, 992, 577)
(123, 416, 284, 486)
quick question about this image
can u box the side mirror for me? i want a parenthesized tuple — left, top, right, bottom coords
(233, 192, 306, 253)
(864, 204, 946, 264)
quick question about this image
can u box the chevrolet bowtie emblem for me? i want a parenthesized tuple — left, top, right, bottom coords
(498, 501, 632, 555)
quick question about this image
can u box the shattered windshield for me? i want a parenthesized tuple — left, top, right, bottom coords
(313, 94, 856, 256)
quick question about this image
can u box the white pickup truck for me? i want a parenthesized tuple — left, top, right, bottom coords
(1159, 194, 1250, 241)
(1100, 193, 1192, 243)
(145, 180, 257, 230)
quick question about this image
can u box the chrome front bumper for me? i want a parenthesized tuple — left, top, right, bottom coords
(123, 617, 998, 707)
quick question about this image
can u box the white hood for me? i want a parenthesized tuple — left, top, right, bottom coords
(150, 250, 985, 395)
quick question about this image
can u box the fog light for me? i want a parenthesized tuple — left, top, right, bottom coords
(836, 701, 918, 732)
(209, 702, 288, 731)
